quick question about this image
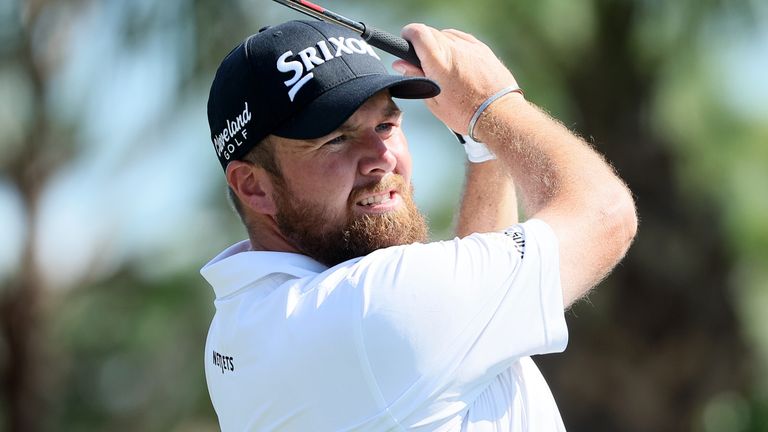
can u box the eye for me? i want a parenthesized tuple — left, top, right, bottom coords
(375, 123, 395, 134)
(324, 134, 347, 146)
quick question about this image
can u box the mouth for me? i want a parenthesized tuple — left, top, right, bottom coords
(355, 190, 400, 213)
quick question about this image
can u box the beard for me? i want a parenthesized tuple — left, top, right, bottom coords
(273, 174, 429, 267)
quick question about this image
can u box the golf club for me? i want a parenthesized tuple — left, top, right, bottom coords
(271, 0, 421, 67)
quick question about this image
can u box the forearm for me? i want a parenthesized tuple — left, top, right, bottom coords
(398, 23, 637, 304)
(473, 95, 621, 217)
(456, 160, 518, 238)
(476, 94, 636, 303)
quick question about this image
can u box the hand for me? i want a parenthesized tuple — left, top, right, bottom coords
(393, 24, 520, 135)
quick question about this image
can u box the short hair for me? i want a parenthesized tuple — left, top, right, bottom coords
(227, 137, 283, 225)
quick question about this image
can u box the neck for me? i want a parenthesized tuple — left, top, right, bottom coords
(247, 214, 301, 255)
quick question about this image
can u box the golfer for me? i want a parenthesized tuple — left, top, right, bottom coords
(202, 20, 637, 431)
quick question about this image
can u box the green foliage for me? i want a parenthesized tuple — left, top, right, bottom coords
(48, 268, 217, 431)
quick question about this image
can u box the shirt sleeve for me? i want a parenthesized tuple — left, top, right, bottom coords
(348, 218, 568, 426)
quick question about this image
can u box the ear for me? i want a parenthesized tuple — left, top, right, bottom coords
(226, 160, 278, 215)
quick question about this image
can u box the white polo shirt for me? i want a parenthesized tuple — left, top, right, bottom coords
(202, 219, 568, 431)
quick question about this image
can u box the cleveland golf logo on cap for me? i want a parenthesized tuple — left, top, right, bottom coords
(277, 36, 381, 101)
(212, 102, 252, 161)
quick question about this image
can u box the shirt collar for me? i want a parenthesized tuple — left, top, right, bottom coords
(200, 240, 328, 299)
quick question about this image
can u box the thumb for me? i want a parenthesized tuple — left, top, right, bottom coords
(392, 59, 425, 77)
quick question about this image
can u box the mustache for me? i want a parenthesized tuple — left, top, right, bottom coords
(349, 175, 407, 204)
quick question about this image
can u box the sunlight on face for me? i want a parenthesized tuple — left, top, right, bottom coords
(268, 92, 427, 266)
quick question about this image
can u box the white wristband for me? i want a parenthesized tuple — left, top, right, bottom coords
(468, 85, 523, 142)
(462, 134, 496, 163)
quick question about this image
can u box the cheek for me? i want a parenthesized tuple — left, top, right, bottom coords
(392, 137, 413, 182)
(283, 158, 356, 205)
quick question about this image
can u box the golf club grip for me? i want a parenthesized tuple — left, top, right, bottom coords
(362, 25, 421, 67)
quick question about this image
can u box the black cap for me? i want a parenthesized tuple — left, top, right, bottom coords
(207, 20, 441, 169)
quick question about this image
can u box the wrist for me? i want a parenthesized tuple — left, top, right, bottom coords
(462, 135, 496, 163)
(470, 90, 526, 143)
(468, 87, 525, 142)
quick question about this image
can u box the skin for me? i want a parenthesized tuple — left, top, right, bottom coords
(226, 91, 416, 256)
(394, 24, 638, 307)
(455, 162, 518, 238)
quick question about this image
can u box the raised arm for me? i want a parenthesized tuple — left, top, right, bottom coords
(395, 24, 637, 307)
(455, 160, 518, 238)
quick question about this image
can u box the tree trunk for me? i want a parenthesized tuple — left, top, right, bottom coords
(537, 2, 751, 431)
(1, 2, 54, 430)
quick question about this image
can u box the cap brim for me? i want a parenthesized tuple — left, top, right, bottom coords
(273, 75, 440, 140)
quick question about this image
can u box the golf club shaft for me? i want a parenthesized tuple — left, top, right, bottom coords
(272, 0, 421, 67)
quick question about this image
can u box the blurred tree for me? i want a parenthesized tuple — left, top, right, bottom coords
(383, 0, 766, 430)
(49, 268, 217, 431)
(0, 1, 72, 430)
(0, 0, 254, 430)
(1, 0, 766, 430)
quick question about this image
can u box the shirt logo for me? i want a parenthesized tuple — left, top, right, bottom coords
(503, 225, 526, 259)
(212, 350, 235, 374)
(212, 102, 251, 161)
(277, 37, 381, 102)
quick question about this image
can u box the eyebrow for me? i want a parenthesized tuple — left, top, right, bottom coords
(336, 101, 402, 134)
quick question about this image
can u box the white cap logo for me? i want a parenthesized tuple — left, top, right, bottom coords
(212, 102, 252, 161)
(276, 37, 381, 102)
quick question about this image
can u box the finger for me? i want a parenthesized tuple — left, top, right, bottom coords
(401, 23, 434, 45)
(392, 59, 425, 77)
(443, 28, 480, 43)
(401, 23, 445, 62)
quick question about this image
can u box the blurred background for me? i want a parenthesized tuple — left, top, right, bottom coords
(1, 0, 767, 430)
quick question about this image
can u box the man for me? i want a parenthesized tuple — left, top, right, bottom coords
(203, 19, 636, 431)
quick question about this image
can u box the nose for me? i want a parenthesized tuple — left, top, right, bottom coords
(357, 131, 397, 177)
